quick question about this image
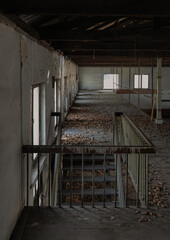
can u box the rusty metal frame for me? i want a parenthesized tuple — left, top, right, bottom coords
(122, 113, 155, 147)
(22, 145, 155, 154)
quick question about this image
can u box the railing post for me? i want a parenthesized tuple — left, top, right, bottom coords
(37, 153, 40, 207)
(136, 155, 140, 207)
(125, 154, 128, 207)
(115, 154, 117, 207)
(81, 152, 84, 208)
(48, 154, 51, 207)
(27, 153, 29, 207)
(92, 154, 95, 208)
(70, 154, 73, 208)
(59, 153, 62, 207)
(103, 154, 106, 208)
(145, 154, 148, 207)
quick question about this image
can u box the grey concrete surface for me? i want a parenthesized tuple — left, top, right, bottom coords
(0, 15, 78, 240)
(79, 66, 170, 109)
(11, 91, 170, 240)
(21, 206, 170, 240)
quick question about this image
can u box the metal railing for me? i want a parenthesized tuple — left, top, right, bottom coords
(22, 112, 155, 208)
(23, 144, 155, 208)
(58, 153, 117, 208)
(118, 113, 155, 207)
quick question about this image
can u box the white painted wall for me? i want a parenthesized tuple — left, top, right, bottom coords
(0, 17, 78, 240)
(79, 66, 170, 109)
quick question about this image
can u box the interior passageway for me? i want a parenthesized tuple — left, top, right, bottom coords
(12, 91, 170, 240)
(61, 90, 136, 145)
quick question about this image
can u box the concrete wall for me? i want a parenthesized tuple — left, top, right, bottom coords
(0, 23, 22, 240)
(0, 16, 78, 240)
(79, 66, 170, 109)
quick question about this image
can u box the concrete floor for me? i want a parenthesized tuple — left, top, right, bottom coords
(19, 91, 170, 240)
(21, 206, 170, 240)
(62, 90, 170, 208)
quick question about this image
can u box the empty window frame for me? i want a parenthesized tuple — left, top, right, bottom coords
(64, 77, 68, 113)
(54, 80, 57, 127)
(134, 74, 149, 89)
(54, 78, 61, 127)
(32, 86, 40, 159)
(32, 84, 46, 159)
(103, 74, 119, 90)
(31, 84, 46, 205)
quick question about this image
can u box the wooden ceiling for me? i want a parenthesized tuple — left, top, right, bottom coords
(1, 1, 170, 66)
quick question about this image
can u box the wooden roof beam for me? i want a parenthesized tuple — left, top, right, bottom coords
(1, 1, 170, 16)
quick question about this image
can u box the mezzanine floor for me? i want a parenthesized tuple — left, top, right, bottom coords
(12, 91, 170, 240)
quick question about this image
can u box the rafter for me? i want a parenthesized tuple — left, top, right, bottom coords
(39, 28, 170, 41)
(1, 1, 170, 16)
(52, 41, 170, 51)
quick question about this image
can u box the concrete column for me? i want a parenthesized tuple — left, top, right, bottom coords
(155, 57, 163, 124)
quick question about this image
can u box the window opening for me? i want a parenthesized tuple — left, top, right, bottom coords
(103, 74, 119, 90)
(134, 75, 149, 89)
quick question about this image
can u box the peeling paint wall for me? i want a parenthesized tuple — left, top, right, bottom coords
(0, 18, 78, 240)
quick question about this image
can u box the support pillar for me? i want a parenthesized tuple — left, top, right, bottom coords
(155, 57, 163, 124)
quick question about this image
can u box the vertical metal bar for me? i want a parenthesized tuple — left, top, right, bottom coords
(103, 154, 106, 208)
(37, 153, 40, 207)
(60, 154, 63, 207)
(142, 155, 145, 204)
(81, 153, 84, 208)
(138, 58, 141, 109)
(136, 155, 140, 207)
(70, 154, 73, 208)
(129, 64, 131, 102)
(151, 58, 154, 108)
(112, 120, 114, 146)
(59, 153, 62, 207)
(27, 153, 29, 206)
(92, 154, 95, 208)
(114, 154, 117, 207)
(48, 154, 51, 207)
(125, 154, 128, 207)
(145, 155, 148, 207)
(121, 64, 123, 98)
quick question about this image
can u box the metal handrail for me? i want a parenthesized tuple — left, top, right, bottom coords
(23, 112, 155, 208)
(22, 145, 155, 154)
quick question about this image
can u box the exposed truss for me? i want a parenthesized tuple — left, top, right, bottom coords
(1, 1, 170, 65)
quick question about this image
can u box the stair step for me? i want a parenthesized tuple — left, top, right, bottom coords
(63, 154, 114, 161)
(62, 176, 115, 182)
(62, 188, 116, 196)
(63, 164, 115, 171)
(61, 202, 117, 207)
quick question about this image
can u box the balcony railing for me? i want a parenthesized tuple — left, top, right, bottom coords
(22, 112, 155, 208)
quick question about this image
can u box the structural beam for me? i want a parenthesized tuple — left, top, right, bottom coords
(1, 1, 170, 16)
(67, 55, 170, 66)
(52, 41, 170, 51)
(116, 89, 156, 94)
(22, 145, 155, 154)
(39, 28, 170, 41)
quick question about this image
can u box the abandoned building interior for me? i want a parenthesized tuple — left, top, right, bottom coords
(1, 1, 170, 240)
